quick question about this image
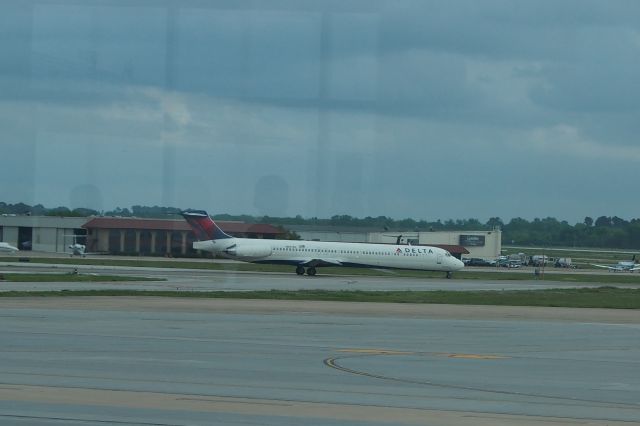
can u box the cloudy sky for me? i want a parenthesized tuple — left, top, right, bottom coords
(1, 0, 639, 223)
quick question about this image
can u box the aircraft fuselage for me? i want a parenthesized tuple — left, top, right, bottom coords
(194, 237, 464, 273)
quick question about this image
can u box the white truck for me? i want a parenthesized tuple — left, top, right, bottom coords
(554, 257, 573, 268)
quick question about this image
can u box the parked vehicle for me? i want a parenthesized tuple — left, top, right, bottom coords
(464, 258, 493, 267)
(507, 260, 522, 268)
(554, 258, 574, 268)
(496, 256, 509, 267)
(530, 255, 549, 267)
(509, 253, 529, 266)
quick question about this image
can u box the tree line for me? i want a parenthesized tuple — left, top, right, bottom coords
(0, 203, 182, 218)
(1, 202, 639, 249)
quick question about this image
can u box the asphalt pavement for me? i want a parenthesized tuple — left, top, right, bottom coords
(0, 298, 638, 425)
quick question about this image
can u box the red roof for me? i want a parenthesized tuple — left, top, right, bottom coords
(432, 244, 470, 255)
(82, 217, 284, 235)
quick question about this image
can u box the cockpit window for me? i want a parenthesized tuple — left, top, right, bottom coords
(445, 252, 451, 257)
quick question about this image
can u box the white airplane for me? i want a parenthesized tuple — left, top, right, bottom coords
(68, 243, 87, 257)
(591, 255, 639, 273)
(182, 210, 464, 278)
(0, 242, 19, 253)
(64, 235, 89, 257)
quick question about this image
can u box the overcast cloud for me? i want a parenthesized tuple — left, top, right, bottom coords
(1, 0, 639, 223)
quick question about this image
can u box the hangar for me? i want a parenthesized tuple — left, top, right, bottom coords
(1, 214, 499, 260)
(0, 215, 284, 256)
(82, 217, 284, 256)
(286, 225, 501, 260)
(0, 215, 87, 253)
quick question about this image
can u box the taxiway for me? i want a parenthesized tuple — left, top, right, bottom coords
(0, 298, 638, 425)
(1, 260, 639, 425)
(1, 261, 638, 292)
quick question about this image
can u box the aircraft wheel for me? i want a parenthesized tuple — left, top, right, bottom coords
(307, 267, 317, 276)
(446, 271, 453, 279)
(295, 266, 305, 275)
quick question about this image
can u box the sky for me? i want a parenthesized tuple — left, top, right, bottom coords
(1, 0, 639, 224)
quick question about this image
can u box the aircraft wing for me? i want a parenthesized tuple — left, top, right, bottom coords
(591, 263, 618, 270)
(630, 266, 640, 271)
(298, 258, 343, 267)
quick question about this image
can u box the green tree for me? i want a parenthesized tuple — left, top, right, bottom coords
(45, 207, 72, 216)
(595, 216, 611, 227)
(486, 217, 503, 229)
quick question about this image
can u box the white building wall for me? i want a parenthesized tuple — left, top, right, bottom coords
(1, 227, 19, 247)
(418, 230, 501, 259)
(32, 227, 56, 252)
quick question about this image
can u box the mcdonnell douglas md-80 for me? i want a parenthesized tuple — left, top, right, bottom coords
(182, 210, 464, 278)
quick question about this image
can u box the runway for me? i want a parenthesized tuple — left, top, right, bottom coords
(0, 298, 638, 425)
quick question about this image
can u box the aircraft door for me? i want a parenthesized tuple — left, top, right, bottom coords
(437, 254, 443, 265)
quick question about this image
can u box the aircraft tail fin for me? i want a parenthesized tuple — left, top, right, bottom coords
(181, 210, 232, 240)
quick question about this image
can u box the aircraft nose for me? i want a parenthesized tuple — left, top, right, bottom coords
(453, 258, 465, 270)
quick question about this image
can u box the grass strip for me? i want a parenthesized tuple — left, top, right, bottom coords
(0, 287, 638, 309)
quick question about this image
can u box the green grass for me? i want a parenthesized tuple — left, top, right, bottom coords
(453, 271, 640, 284)
(0, 274, 159, 282)
(0, 288, 638, 309)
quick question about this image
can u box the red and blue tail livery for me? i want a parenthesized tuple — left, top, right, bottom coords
(181, 210, 232, 240)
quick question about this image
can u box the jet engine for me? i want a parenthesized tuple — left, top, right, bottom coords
(224, 244, 272, 259)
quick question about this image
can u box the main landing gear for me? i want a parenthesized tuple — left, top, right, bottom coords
(296, 266, 317, 276)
